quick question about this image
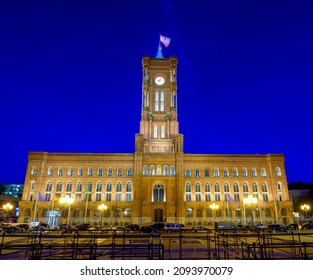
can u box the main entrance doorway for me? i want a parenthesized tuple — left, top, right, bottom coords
(154, 209, 163, 222)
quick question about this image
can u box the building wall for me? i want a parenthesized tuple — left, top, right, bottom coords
(18, 151, 293, 226)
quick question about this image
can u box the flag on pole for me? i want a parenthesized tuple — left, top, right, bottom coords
(227, 192, 236, 202)
(160, 34, 171, 47)
(38, 192, 45, 201)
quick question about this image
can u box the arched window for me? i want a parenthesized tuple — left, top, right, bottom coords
(185, 168, 191, 177)
(96, 182, 102, 192)
(155, 91, 159, 111)
(117, 168, 122, 176)
(156, 165, 162, 175)
(170, 165, 175, 176)
(58, 167, 63, 176)
(31, 166, 38, 175)
(116, 182, 122, 201)
(98, 168, 103, 176)
(126, 182, 132, 201)
(277, 182, 282, 191)
(214, 168, 219, 177)
(108, 168, 113, 176)
(48, 167, 53, 176)
(224, 182, 230, 192)
(195, 182, 201, 201)
(275, 167, 281, 176)
(242, 168, 247, 177)
(78, 167, 83, 176)
(223, 168, 229, 177)
(143, 165, 148, 176)
(260, 168, 266, 177)
(46, 182, 52, 192)
(205, 168, 209, 177)
(106, 182, 112, 201)
(86, 182, 92, 201)
(253, 182, 258, 192)
(251, 168, 257, 177)
(127, 168, 132, 176)
(232, 168, 238, 177)
(243, 182, 249, 193)
(163, 165, 168, 176)
(153, 185, 165, 202)
(185, 182, 191, 202)
(68, 168, 73, 176)
(66, 182, 72, 193)
(195, 169, 200, 177)
(205, 182, 211, 201)
(88, 168, 93, 176)
(214, 182, 220, 192)
(150, 165, 155, 175)
(76, 182, 82, 201)
(56, 182, 62, 194)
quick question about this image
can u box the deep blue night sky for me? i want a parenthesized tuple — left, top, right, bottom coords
(1, 1, 313, 184)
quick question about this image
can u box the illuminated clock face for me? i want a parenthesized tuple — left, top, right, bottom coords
(155, 76, 165, 85)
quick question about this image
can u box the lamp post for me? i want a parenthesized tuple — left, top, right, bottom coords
(210, 203, 219, 224)
(98, 203, 107, 226)
(243, 195, 258, 227)
(3, 203, 13, 222)
(59, 195, 74, 225)
(301, 204, 310, 220)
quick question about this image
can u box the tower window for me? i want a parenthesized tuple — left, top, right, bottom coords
(155, 91, 159, 111)
(161, 125, 165, 138)
(160, 91, 164, 111)
(153, 126, 158, 138)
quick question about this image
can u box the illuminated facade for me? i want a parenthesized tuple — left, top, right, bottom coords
(19, 55, 293, 227)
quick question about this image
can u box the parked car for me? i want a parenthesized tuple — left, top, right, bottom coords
(192, 226, 210, 233)
(76, 223, 91, 231)
(287, 224, 300, 231)
(215, 221, 236, 231)
(301, 223, 313, 230)
(125, 224, 140, 231)
(29, 226, 49, 234)
(164, 223, 185, 233)
(267, 224, 290, 233)
(2, 225, 23, 233)
(88, 226, 104, 233)
(140, 225, 154, 233)
(113, 226, 132, 234)
(254, 224, 267, 231)
(61, 225, 78, 234)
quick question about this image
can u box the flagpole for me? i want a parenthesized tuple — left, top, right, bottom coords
(226, 193, 229, 220)
(273, 194, 278, 224)
(258, 197, 263, 224)
(84, 198, 88, 224)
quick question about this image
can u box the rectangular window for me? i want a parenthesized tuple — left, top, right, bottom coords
(154, 126, 158, 139)
(161, 125, 165, 138)
(126, 193, 132, 201)
(116, 193, 122, 202)
(160, 91, 164, 111)
(155, 91, 159, 111)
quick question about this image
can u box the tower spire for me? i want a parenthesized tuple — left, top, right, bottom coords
(156, 41, 163, 58)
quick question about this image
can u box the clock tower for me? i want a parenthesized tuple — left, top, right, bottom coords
(136, 56, 183, 154)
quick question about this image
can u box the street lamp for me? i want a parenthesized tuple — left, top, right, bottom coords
(210, 203, 219, 224)
(3, 203, 13, 222)
(98, 203, 107, 226)
(301, 204, 310, 220)
(243, 195, 257, 227)
(59, 195, 74, 225)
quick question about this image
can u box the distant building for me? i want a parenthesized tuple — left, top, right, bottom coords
(18, 53, 293, 227)
(0, 184, 23, 221)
